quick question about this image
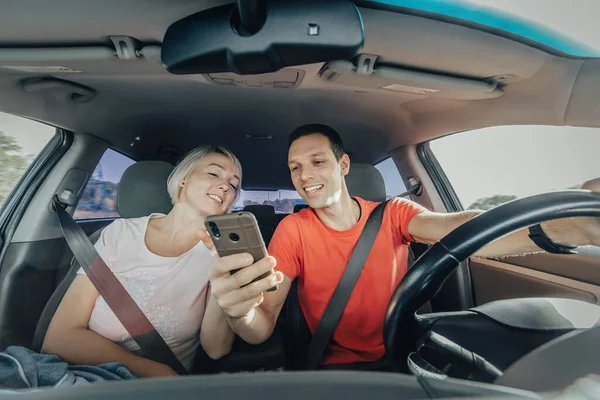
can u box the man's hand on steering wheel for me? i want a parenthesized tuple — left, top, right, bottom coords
(571, 178, 600, 246)
(540, 177, 600, 249)
(406, 177, 600, 258)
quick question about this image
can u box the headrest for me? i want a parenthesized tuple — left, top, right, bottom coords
(117, 161, 174, 218)
(346, 163, 386, 202)
(293, 204, 309, 213)
(244, 204, 275, 218)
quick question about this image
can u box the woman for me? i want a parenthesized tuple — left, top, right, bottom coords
(42, 146, 243, 377)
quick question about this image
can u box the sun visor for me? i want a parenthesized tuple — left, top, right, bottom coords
(319, 54, 504, 100)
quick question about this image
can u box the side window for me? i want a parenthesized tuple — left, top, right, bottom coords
(73, 149, 135, 220)
(0, 112, 56, 209)
(429, 126, 599, 210)
(374, 157, 407, 200)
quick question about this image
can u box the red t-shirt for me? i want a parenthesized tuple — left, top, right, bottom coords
(268, 196, 427, 366)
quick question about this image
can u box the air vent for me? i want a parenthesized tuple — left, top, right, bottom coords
(205, 68, 305, 88)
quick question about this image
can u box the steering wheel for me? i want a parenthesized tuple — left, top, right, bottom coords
(383, 189, 600, 383)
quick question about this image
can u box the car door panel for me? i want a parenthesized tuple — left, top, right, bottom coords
(0, 238, 72, 349)
(469, 257, 600, 306)
(0, 219, 117, 349)
(497, 249, 600, 286)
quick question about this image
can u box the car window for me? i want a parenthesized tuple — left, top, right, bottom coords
(233, 190, 305, 214)
(0, 112, 56, 210)
(375, 157, 407, 199)
(73, 149, 135, 220)
(429, 126, 600, 210)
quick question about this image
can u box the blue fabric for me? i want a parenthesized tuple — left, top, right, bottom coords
(0, 346, 136, 393)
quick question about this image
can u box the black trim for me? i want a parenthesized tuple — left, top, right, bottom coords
(417, 141, 475, 310)
(354, 0, 591, 60)
(0, 129, 73, 268)
(418, 142, 463, 212)
(235, 0, 266, 35)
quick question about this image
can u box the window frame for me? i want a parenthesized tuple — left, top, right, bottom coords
(418, 141, 464, 212)
(417, 139, 476, 310)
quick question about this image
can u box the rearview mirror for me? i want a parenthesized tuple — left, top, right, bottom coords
(161, 0, 364, 75)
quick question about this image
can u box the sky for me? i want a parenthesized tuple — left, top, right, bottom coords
(375, 158, 407, 197)
(97, 150, 136, 183)
(465, 0, 600, 52)
(0, 112, 55, 156)
(430, 126, 600, 207)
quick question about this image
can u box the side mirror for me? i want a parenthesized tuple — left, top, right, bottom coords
(161, 0, 364, 75)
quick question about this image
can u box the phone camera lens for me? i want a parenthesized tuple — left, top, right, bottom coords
(208, 222, 220, 238)
(229, 233, 240, 242)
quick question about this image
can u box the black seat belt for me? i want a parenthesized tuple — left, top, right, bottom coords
(305, 183, 422, 370)
(51, 197, 188, 375)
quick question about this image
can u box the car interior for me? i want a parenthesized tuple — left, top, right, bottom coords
(0, 0, 599, 398)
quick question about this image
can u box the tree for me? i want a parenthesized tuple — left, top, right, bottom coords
(467, 194, 517, 211)
(0, 132, 33, 206)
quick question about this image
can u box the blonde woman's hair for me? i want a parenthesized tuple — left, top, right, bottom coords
(166, 145, 242, 209)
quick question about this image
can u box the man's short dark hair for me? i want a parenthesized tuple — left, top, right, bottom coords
(288, 124, 346, 160)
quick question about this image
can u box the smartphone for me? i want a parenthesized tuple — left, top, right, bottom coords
(205, 212, 277, 292)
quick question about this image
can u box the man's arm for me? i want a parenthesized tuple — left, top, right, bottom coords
(201, 274, 290, 353)
(408, 179, 600, 258)
(207, 217, 301, 345)
(226, 272, 292, 345)
(207, 253, 290, 345)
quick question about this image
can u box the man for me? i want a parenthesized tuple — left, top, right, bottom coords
(207, 124, 600, 369)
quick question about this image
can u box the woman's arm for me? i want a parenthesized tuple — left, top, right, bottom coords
(42, 275, 178, 378)
(199, 286, 235, 359)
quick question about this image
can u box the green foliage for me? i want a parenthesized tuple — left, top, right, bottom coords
(467, 194, 517, 210)
(0, 132, 34, 206)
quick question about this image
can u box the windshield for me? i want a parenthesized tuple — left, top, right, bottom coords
(366, 0, 599, 57)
